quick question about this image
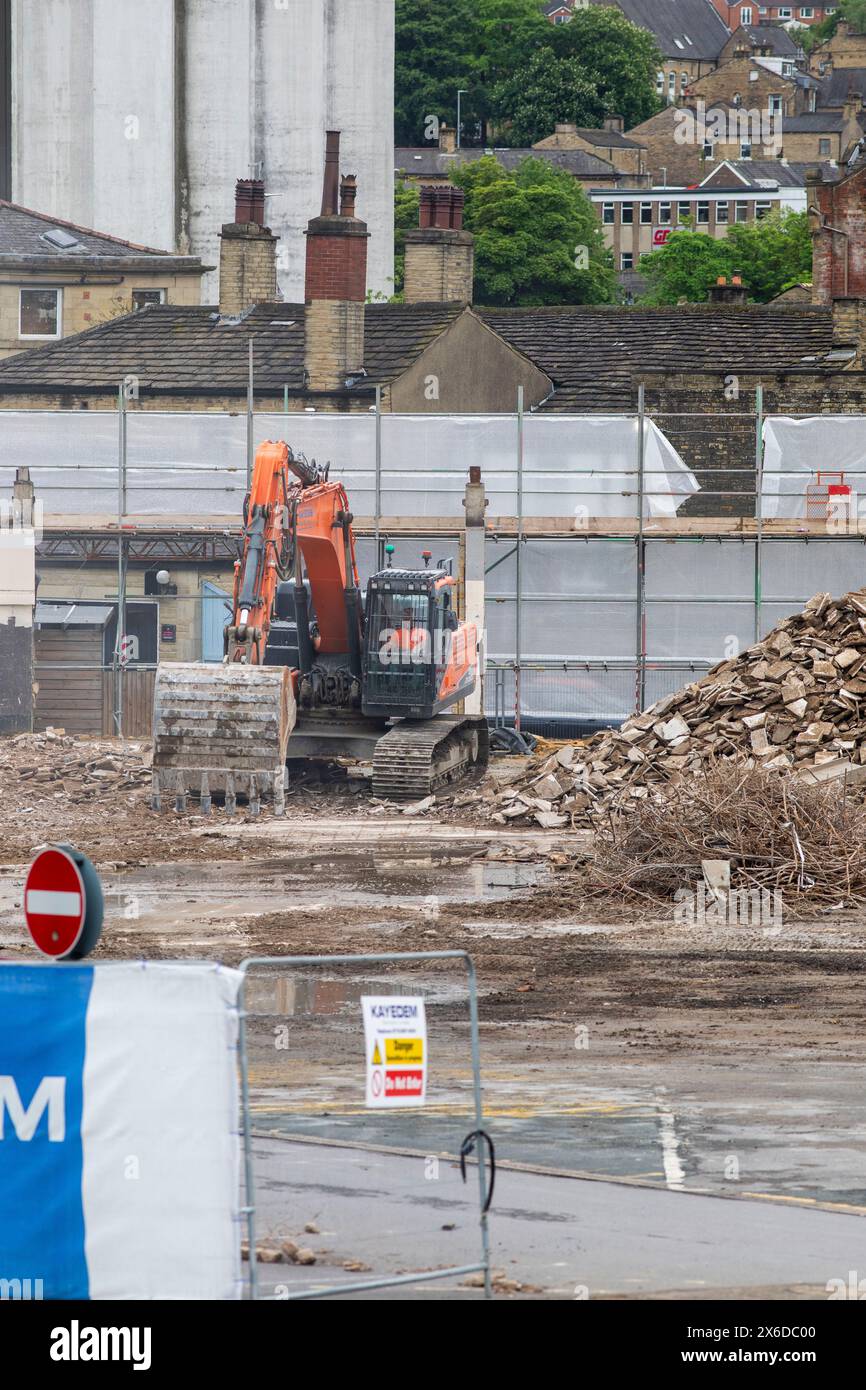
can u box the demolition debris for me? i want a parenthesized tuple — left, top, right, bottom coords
(462, 590, 866, 829)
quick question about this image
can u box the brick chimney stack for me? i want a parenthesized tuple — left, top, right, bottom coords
(403, 186, 475, 305)
(218, 178, 278, 317)
(304, 131, 370, 393)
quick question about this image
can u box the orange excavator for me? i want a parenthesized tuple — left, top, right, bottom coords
(152, 441, 488, 810)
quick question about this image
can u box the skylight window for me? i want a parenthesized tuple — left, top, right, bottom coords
(41, 227, 81, 250)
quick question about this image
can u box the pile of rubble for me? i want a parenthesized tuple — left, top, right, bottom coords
(463, 589, 866, 829)
(0, 730, 152, 803)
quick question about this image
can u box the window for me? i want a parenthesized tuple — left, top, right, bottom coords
(602, 202, 615, 224)
(800, 6, 813, 15)
(681, 72, 689, 89)
(656, 70, 664, 94)
(716, 201, 729, 223)
(697, 201, 710, 223)
(131, 289, 166, 311)
(756, 200, 771, 219)
(779, 6, 792, 15)
(819, 138, 831, 155)
(668, 72, 676, 98)
(621, 202, 634, 223)
(741, 140, 752, 157)
(659, 201, 672, 224)
(678, 200, 692, 220)
(620, 252, 633, 270)
(640, 202, 652, 223)
(735, 201, 749, 221)
(703, 140, 714, 156)
(782, 61, 793, 76)
(741, 6, 753, 21)
(769, 94, 783, 114)
(19, 287, 62, 338)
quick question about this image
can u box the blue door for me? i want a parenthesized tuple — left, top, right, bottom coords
(201, 581, 231, 662)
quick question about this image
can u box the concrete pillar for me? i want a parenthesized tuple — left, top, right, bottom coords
(463, 466, 486, 717)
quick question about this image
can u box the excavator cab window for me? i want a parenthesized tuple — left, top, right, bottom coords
(362, 580, 437, 714)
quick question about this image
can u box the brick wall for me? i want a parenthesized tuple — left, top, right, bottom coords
(403, 229, 474, 304)
(304, 300, 365, 392)
(811, 168, 866, 302)
(688, 57, 802, 116)
(304, 219, 368, 302)
(0, 271, 203, 358)
(218, 224, 278, 317)
(641, 369, 866, 517)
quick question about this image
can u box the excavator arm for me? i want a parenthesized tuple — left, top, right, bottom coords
(226, 440, 358, 668)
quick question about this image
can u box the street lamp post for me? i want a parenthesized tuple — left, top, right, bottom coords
(457, 89, 468, 149)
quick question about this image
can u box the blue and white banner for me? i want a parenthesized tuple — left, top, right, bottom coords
(0, 961, 243, 1300)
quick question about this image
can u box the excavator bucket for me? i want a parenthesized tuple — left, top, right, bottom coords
(151, 663, 296, 815)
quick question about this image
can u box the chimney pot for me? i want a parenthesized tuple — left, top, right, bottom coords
(340, 174, 358, 219)
(450, 188, 465, 231)
(321, 131, 341, 216)
(419, 185, 436, 228)
(235, 178, 265, 226)
(433, 186, 452, 228)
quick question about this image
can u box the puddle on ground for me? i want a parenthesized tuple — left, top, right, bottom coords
(245, 971, 475, 1017)
(0, 850, 548, 934)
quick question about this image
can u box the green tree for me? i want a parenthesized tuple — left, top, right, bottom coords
(392, 180, 420, 298)
(395, 0, 547, 146)
(548, 8, 663, 130)
(638, 211, 812, 305)
(489, 48, 606, 146)
(453, 155, 618, 305)
(800, 0, 866, 50)
(395, 1, 659, 148)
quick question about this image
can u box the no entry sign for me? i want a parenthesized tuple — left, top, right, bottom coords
(24, 845, 103, 960)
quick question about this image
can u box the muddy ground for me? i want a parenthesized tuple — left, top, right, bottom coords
(3, 733, 866, 1209)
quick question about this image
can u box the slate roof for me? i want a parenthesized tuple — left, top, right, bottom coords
(0, 298, 836, 414)
(734, 24, 801, 58)
(0, 200, 207, 271)
(610, 0, 731, 61)
(0, 302, 465, 396)
(699, 159, 838, 187)
(563, 128, 644, 150)
(395, 146, 616, 180)
(477, 305, 835, 410)
(817, 67, 866, 107)
(783, 112, 846, 132)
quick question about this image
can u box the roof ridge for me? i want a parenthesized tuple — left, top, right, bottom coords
(0, 199, 187, 257)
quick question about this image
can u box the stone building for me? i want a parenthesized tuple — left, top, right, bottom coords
(0, 201, 208, 358)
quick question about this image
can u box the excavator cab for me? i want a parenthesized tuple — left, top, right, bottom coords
(362, 569, 474, 720)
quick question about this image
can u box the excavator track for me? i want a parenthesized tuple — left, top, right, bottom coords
(372, 715, 489, 801)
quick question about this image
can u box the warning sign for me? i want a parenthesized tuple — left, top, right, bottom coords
(362, 996, 427, 1109)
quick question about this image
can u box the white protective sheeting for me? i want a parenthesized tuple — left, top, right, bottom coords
(81, 962, 243, 1300)
(762, 416, 866, 520)
(0, 411, 699, 520)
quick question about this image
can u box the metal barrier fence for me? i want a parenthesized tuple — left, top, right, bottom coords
(237, 951, 492, 1301)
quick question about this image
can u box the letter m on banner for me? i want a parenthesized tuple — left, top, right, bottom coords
(0, 1077, 66, 1141)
